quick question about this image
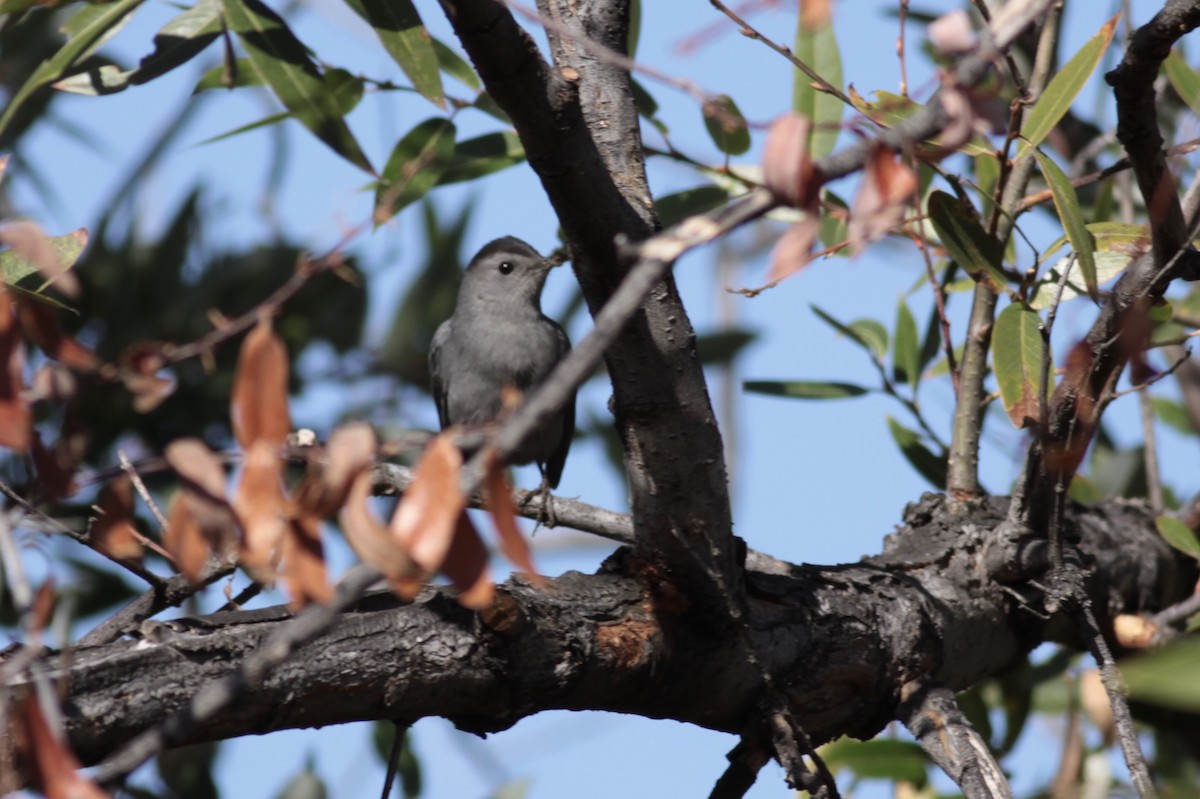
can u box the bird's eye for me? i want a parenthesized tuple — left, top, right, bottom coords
(498, 261, 514, 275)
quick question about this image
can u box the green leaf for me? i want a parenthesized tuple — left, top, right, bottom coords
(974, 151, 1001, 205)
(343, 0, 443, 107)
(1019, 14, 1118, 155)
(1124, 636, 1200, 711)
(1166, 50, 1200, 116)
(627, 0, 641, 57)
(432, 38, 479, 89)
(926, 191, 1008, 293)
(0, 0, 147, 138)
(1156, 515, 1200, 560)
(375, 118, 457, 223)
(1032, 148, 1097, 299)
(820, 738, 927, 785)
(992, 303, 1045, 429)
(220, 0, 374, 173)
(702, 95, 750, 156)
(792, 11, 843, 158)
(55, 0, 221, 96)
(194, 58, 262, 91)
(848, 88, 918, 128)
(811, 304, 888, 360)
(1029, 222, 1147, 309)
(0, 228, 87, 287)
(697, 329, 758, 365)
(818, 190, 849, 252)
(274, 763, 327, 799)
(892, 300, 920, 387)
(744, 380, 869, 400)
(1151, 396, 1196, 436)
(438, 130, 525, 185)
(655, 186, 730, 228)
(886, 416, 947, 489)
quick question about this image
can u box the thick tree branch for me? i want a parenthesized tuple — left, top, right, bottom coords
(28, 495, 1193, 770)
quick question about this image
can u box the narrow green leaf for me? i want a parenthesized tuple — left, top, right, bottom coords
(432, 38, 479, 89)
(1124, 637, 1200, 711)
(697, 329, 758, 365)
(1029, 222, 1148, 308)
(1156, 515, 1200, 560)
(926, 191, 1008, 293)
(811, 304, 887, 360)
(818, 190, 849, 252)
(0, 0, 146, 138)
(343, 0, 443, 107)
(0, 228, 87, 286)
(743, 380, 869, 400)
(848, 88, 918, 128)
(1020, 14, 1119, 154)
(655, 186, 730, 228)
(992, 303, 1045, 429)
(221, 0, 374, 173)
(627, 0, 641, 57)
(702, 95, 750, 156)
(918, 304, 941, 376)
(887, 416, 947, 489)
(195, 69, 362, 145)
(974, 151, 1001, 205)
(438, 130, 525, 185)
(792, 12, 843, 158)
(194, 58, 263, 91)
(1165, 50, 1200, 116)
(1032, 148, 1097, 299)
(375, 118, 457, 223)
(56, 0, 221, 96)
(892, 300, 920, 387)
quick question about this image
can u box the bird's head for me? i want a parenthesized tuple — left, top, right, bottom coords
(461, 236, 556, 310)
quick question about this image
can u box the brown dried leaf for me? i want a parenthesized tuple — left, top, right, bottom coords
(1043, 341, 1098, 477)
(0, 221, 81, 299)
(21, 695, 109, 799)
(1113, 613, 1156, 649)
(233, 439, 287, 583)
(296, 422, 378, 518)
(164, 494, 211, 583)
(30, 431, 77, 501)
(765, 215, 821, 285)
(92, 477, 143, 563)
(390, 433, 467, 574)
(1079, 669, 1115, 746)
(231, 317, 292, 450)
(484, 450, 544, 586)
(164, 438, 237, 582)
(848, 144, 918, 254)
(31, 580, 55, 634)
(0, 291, 30, 452)
(166, 438, 228, 500)
(443, 510, 494, 610)
(16, 299, 98, 371)
(340, 470, 421, 598)
(281, 512, 331, 608)
(762, 113, 822, 209)
(118, 343, 175, 413)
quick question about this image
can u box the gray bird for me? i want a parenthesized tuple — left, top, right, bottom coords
(429, 236, 574, 490)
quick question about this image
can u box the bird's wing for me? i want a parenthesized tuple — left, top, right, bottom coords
(428, 320, 453, 430)
(544, 321, 575, 489)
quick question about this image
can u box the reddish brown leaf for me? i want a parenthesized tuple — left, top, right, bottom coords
(1043, 341, 1099, 478)
(30, 431, 77, 501)
(0, 221, 81, 299)
(762, 113, 822, 209)
(848, 144, 918, 254)
(340, 469, 421, 598)
(164, 438, 238, 583)
(442, 510, 494, 610)
(164, 494, 211, 583)
(766, 214, 821, 284)
(21, 695, 108, 799)
(16, 299, 98, 371)
(30, 579, 55, 634)
(231, 317, 292, 450)
(92, 477, 143, 563)
(281, 512, 331, 608)
(118, 343, 175, 413)
(296, 422, 377, 518)
(233, 439, 287, 583)
(0, 291, 30, 452)
(166, 438, 228, 500)
(484, 450, 544, 586)
(390, 433, 467, 574)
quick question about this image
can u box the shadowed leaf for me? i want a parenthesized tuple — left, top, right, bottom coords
(926, 191, 1007, 293)
(886, 416, 946, 488)
(744, 379, 869, 400)
(344, 0, 443, 106)
(793, 2, 842, 158)
(993, 303, 1045, 428)
(1155, 515, 1200, 560)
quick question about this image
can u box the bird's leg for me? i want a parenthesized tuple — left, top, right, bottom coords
(519, 472, 557, 531)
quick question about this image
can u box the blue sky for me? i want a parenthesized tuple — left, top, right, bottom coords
(10, 0, 1193, 796)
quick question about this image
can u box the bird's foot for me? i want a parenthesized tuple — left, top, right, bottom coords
(520, 480, 557, 532)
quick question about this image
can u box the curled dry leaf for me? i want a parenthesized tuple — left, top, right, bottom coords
(929, 9, 976, 55)
(92, 476, 143, 563)
(16, 299, 98, 371)
(118, 343, 175, 413)
(281, 512, 331, 608)
(766, 214, 822, 285)
(0, 220, 81, 299)
(443, 511, 494, 610)
(0, 291, 30, 452)
(1079, 669, 1115, 746)
(1113, 613, 1156, 649)
(390, 432, 468, 574)
(295, 421, 377, 518)
(484, 449, 545, 586)
(20, 695, 109, 799)
(231, 316, 292, 450)
(762, 113, 822, 209)
(848, 143, 918, 255)
(340, 469, 421, 598)
(30, 431, 78, 501)
(164, 438, 237, 583)
(233, 439, 288, 583)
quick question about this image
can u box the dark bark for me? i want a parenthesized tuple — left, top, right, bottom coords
(37, 495, 1194, 767)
